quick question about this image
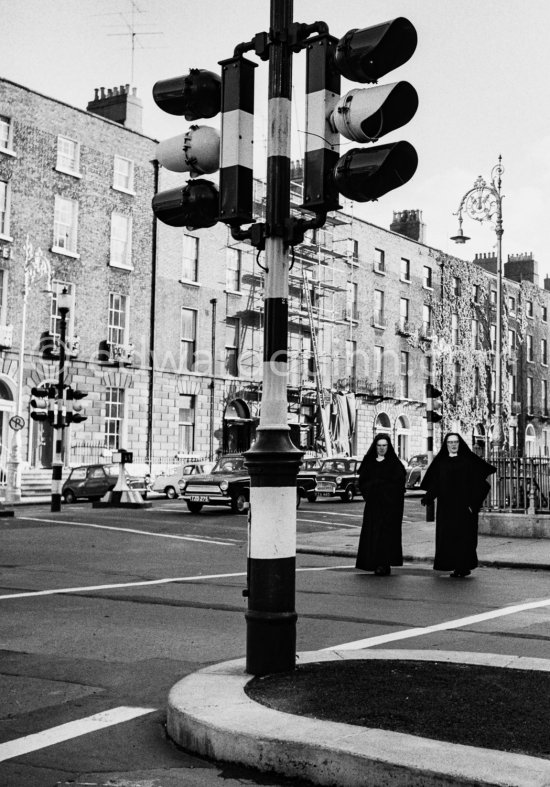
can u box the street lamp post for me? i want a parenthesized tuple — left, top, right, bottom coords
(51, 287, 71, 513)
(451, 156, 505, 450)
(5, 237, 51, 505)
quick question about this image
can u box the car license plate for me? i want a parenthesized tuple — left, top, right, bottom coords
(319, 491, 332, 497)
(190, 495, 209, 502)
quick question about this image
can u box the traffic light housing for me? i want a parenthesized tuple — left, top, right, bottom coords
(427, 383, 443, 423)
(302, 17, 418, 215)
(152, 59, 256, 231)
(66, 387, 88, 425)
(30, 386, 56, 423)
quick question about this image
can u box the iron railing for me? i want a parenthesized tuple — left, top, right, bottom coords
(484, 453, 550, 513)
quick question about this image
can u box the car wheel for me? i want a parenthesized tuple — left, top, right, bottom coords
(296, 491, 301, 509)
(63, 490, 76, 504)
(306, 492, 317, 503)
(341, 485, 354, 503)
(165, 486, 177, 499)
(186, 501, 203, 514)
(231, 493, 248, 514)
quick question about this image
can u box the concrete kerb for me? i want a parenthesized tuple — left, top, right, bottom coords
(167, 649, 550, 787)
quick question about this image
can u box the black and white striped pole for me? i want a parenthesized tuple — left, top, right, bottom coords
(243, 0, 303, 677)
(51, 289, 70, 513)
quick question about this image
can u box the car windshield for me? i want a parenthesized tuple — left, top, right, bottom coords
(408, 455, 426, 467)
(321, 460, 348, 472)
(212, 457, 245, 473)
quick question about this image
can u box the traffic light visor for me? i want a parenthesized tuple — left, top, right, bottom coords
(332, 82, 418, 143)
(155, 126, 220, 176)
(152, 180, 219, 230)
(335, 18, 417, 83)
(333, 141, 418, 202)
(153, 69, 221, 120)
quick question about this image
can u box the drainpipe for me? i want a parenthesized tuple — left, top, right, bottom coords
(210, 298, 217, 460)
(147, 160, 159, 471)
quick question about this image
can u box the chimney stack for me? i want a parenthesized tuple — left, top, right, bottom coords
(390, 209, 426, 243)
(87, 84, 143, 132)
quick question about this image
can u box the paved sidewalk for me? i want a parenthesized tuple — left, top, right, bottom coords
(297, 510, 550, 570)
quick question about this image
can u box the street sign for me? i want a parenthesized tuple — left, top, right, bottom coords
(9, 415, 25, 431)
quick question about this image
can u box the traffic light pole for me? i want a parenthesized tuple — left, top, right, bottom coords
(243, 0, 303, 676)
(51, 303, 68, 513)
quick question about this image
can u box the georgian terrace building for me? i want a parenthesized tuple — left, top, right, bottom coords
(1, 76, 549, 480)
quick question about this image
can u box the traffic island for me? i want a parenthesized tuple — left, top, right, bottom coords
(167, 649, 550, 787)
(92, 450, 152, 510)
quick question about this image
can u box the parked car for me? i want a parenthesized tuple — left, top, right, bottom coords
(314, 457, 361, 502)
(179, 453, 317, 514)
(405, 454, 429, 489)
(297, 458, 320, 503)
(62, 463, 149, 503)
(152, 462, 214, 499)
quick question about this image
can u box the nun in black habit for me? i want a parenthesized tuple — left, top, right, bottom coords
(420, 433, 496, 577)
(356, 433, 406, 576)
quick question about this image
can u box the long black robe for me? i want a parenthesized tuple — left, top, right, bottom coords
(356, 454, 406, 570)
(420, 436, 496, 572)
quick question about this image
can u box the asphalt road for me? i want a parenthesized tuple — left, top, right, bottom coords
(0, 496, 548, 786)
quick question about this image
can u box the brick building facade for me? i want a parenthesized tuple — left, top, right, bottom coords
(1, 77, 549, 476)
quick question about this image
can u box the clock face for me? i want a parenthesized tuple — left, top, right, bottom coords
(464, 187, 497, 222)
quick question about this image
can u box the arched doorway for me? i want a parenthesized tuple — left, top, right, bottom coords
(395, 415, 410, 462)
(0, 378, 15, 478)
(374, 412, 391, 437)
(223, 399, 255, 454)
(525, 424, 536, 457)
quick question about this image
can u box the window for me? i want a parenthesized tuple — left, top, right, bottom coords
(50, 281, 75, 339)
(527, 300, 534, 318)
(400, 258, 410, 281)
(452, 276, 461, 296)
(345, 339, 357, 381)
(0, 269, 8, 325)
(346, 281, 358, 320)
(472, 284, 480, 303)
(542, 339, 548, 366)
(543, 380, 548, 415)
(113, 155, 134, 192)
(182, 234, 199, 282)
(225, 317, 240, 377)
(110, 212, 132, 269)
(424, 354, 432, 387)
(53, 196, 78, 254)
(399, 297, 409, 330)
(543, 306, 548, 323)
(508, 328, 516, 351)
(108, 292, 128, 346)
(374, 248, 385, 273)
(423, 304, 432, 336)
(527, 377, 534, 412)
(56, 136, 80, 175)
(350, 239, 359, 261)
(508, 295, 516, 313)
(451, 313, 459, 345)
(374, 289, 385, 326)
(472, 318, 480, 348)
(105, 387, 124, 449)
(181, 308, 197, 371)
(400, 351, 409, 398)
(374, 345, 384, 381)
(490, 323, 496, 351)
(178, 395, 196, 453)
(490, 288, 497, 305)
(0, 179, 10, 236)
(0, 115, 13, 151)
(453, 362, 461, 395)
(226, 247, 241, 291)
(423, 265, 432, 289)
(527, 334, 534, 362)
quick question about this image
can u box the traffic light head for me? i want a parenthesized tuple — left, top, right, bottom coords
(333, 142, 418, 202)
(152, 69, 221, 120)
(65, 387, 88, 424)
(152, 180, 219, 230)
(427, 383, 443, 423)
(334, 18, 418, 83)
(30, 387, 51, 422)
(155, 126, 220, 177)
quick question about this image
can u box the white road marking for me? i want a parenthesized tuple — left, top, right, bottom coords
(22, 517, 235, 546)
(327, 596, 550, 651)
(0, 565, 351, 601)
(0, 706, 156, 762)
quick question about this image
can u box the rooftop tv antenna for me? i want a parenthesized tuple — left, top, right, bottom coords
(102, 0, 163, 84)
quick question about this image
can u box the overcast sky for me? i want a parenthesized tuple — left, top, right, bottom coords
(2, 0, 549, 276)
